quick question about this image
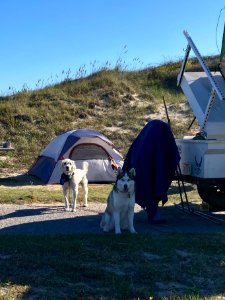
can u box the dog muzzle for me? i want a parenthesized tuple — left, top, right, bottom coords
(123, 184, 128, 192)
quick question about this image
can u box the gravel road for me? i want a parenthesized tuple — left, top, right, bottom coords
(1, 202, 225, 235)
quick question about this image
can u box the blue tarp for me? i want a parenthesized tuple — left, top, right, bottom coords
(123, 119, 180, 220)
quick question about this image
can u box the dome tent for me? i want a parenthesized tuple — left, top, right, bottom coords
(28, 128, 124, 184)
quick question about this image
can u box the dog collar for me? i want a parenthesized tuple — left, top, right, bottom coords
(60, 172, 74, 185)
(68, 172, 74, 180)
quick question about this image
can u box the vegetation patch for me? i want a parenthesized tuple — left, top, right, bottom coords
(0, 234, 225, 299)
(0, 56, 220, 172)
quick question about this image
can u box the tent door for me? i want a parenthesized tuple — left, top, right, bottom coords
(69, 143, 109, 160)
(69, 143, 115, 182)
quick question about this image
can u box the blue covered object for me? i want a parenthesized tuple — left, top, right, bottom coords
(122, 119, 180, 220)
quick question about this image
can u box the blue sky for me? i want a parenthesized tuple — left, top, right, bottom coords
(0, 0, 225, 95)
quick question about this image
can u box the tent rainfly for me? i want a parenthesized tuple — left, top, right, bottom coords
(28, 128, 124, 184)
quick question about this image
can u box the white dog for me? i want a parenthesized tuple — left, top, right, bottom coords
(100, 167, 136, 234)
(60, 158, 89, 212)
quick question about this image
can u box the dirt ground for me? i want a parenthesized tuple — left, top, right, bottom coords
(1, 172, 225, 235)
(1, 201, 225, 235)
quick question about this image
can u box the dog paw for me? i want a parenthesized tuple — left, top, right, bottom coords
(72, 208, 77, 212)
(65, 207, 70, 212)
(129, 227, 137, 233)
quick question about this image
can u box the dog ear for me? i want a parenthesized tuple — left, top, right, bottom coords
(60, 160, 65, 171)
(128, 168, 136, 179)
(71, 160, 76, 171)
(116, 167, 124, 179)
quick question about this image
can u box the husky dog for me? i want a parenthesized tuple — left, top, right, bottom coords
(100, 167, 136, 234)
(60, 159, 89, 212)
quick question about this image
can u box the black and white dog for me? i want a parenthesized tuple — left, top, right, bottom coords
(100, 167, 136, 234)
(60, 159, 89, 212)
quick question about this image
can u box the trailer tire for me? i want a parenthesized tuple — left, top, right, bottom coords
(197, 184, 225, 210)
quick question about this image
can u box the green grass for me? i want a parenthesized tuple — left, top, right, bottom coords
(0, 174, 197, 206)
(0, 184, 112, 204)
(0, 233, 225, 299)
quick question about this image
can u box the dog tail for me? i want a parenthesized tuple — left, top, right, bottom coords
(81, 161, 89, 173)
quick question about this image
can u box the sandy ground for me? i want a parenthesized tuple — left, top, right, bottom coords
(1, 202, 225, 235)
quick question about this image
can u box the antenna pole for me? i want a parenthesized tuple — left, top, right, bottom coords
(162, 96, 170, 126)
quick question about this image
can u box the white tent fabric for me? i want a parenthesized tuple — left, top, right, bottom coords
(40, 130, 74, 160)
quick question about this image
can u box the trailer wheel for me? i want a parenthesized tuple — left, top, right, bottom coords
(197, 184, 225, 210)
